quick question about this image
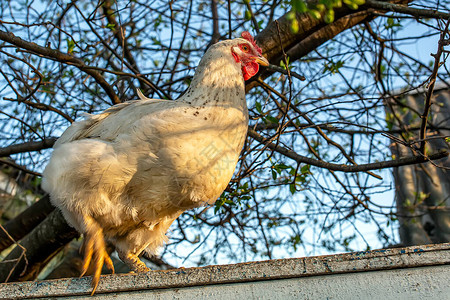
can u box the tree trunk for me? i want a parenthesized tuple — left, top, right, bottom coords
(389, 87, 450, 246)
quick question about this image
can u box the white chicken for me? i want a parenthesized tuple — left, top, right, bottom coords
(42, 31, 268, 293)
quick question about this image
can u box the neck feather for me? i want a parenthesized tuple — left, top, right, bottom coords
(181, 42, 246, 108)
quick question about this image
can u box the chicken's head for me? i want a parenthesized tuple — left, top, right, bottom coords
(231, 31, 269, 81)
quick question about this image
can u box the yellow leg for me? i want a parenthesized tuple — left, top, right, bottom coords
(118, 251, 150, 273)
(78, 216, 115, 295)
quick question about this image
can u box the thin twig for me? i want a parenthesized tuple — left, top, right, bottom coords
(0, 158, 42, 177)
(227, 0, 232, 39)
(265, 64, 305, 81)
(364, 0, 450, 20)
(419, 19, 450, 154)
(0, 224, 28, 283)
(244, 1, 260, 33)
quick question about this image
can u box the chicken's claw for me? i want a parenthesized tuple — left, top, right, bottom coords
(118, 251, 150, 273)
(79, 237, 94, 278)
(79, 224, 115, 295)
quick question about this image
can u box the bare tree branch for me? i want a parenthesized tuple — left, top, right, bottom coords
(0, 138, 57, 157)
(0, 30, 121, 105)
(365, 0, 450, 19)
(248, 129, 449, 173)
(0, 159, 41, 177)
(210, 0, 220, 45)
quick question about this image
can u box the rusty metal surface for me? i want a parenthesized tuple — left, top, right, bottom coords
(0, 243, 449, 299)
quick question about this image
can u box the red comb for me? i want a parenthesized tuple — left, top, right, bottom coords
(241, 31, 262, 55)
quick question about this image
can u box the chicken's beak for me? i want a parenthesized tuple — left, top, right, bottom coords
(254, 56, 269, 66)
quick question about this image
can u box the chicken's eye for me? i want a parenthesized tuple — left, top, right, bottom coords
(241, 44, 249, 52)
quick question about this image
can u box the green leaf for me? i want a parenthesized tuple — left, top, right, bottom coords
(324, 9, 335, 23)
(343, 0, 358, 9)
(323, 60, 344, 74)
(290, 19, 299, 33)
(245, 10, 252, 20)
(225, 199, 235, 205)
(286, 11, 296, 21)
(272, 169, 278, 180)
(300, 164, 310, 174)
(266, 115, 279, 124)
(257, 20, 264, 29)
(214, 197, 226, 213)
(273, 163, 290, 173)
(106, 23, 115, 30)
(316, 4, 326, 12)
(291, 0, 307, 13)
(385, 17, 402, 29)
(280, 56, 290, 70)
(332, 0, 342, 8)
(387, 17, 394, 26)
(309, 9, 321, 19)
(277, 163, 290, 170)
(255, 101, 262, 113)
(67, 39, 75, 54)
(295, 175, 306, 183)
(289, 183, 296, 194)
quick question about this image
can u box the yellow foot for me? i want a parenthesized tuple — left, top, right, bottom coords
(79, 226, 115, 295)
(118, 252, 151, 273)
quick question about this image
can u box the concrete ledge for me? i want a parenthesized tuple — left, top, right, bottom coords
(0, 243, 449, 299)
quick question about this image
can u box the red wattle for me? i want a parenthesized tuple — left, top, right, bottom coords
(242, 62, 259, 81)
